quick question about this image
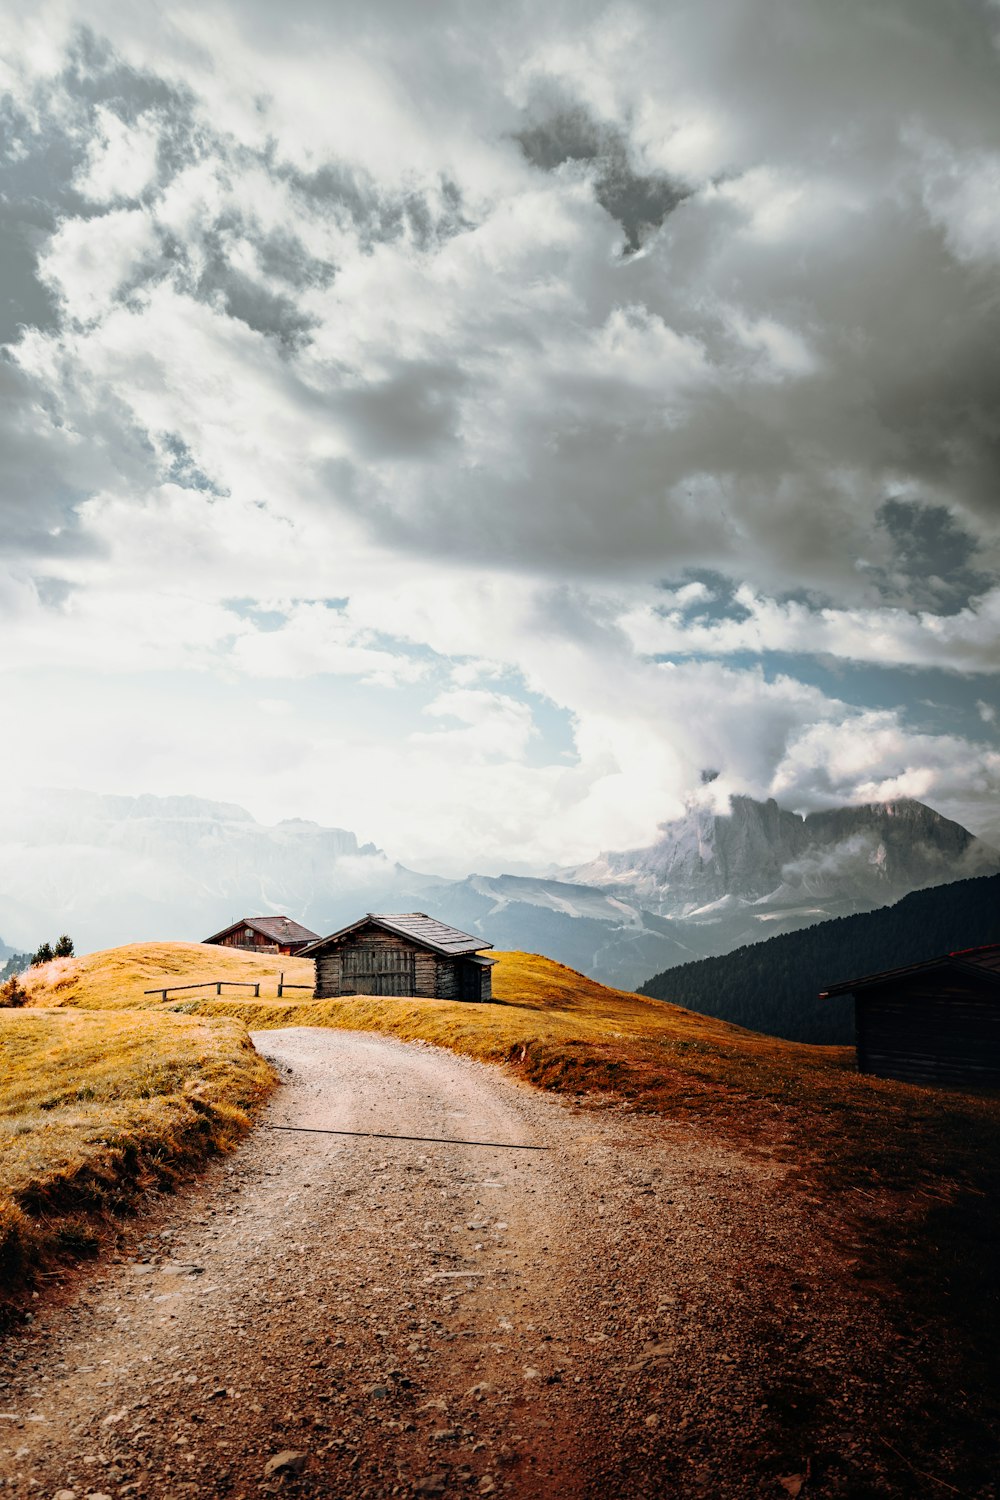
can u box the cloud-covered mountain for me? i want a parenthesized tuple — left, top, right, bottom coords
(0, 792, 700, 988)
(0, 791, 442, 956)
(562, 794, 1000, 955)
(4, 789, 995, 992)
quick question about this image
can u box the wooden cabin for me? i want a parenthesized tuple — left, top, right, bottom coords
(301, 913, 496, 1001)
(203, 915, 321, 956)
(821, 944, 1000, 1087)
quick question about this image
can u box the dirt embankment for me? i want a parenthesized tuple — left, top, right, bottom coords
(0, 1028, 980, 1499)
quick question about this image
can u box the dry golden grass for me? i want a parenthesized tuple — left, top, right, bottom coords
(22, 942, 1000, 1385)
(19, 941, 1000, 1479)
(19, 941, 314, 1011)
(29, 944, 857, 1120)
(0, 1003, 274, 1316)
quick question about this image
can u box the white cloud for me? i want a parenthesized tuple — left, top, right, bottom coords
(918, 144, 1000, 262)
(770, 714, 1000, 833)
(621, 586, 1000, 675)
(416, 688, 537, 760)
(727, 312, 818, 379)
(1, 0, 998, 873)
(40, 207, 158, 322)
(75, 104, 162, 204)
(229, 603, 428, 687)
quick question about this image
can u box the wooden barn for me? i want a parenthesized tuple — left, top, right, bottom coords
(301, 913, 496, 1001)
(203, 915, 321, 956)
(821, 944, 1000, 1088)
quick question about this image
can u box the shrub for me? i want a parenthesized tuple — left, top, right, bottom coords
(0, 975, 27, 1008)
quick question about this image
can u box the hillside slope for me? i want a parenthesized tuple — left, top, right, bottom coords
(21, 940, 1000, 1415)
(19, 942, 315, 1012)
(0, 1005, 274, 1316)
(639, 872, 1000, 1043)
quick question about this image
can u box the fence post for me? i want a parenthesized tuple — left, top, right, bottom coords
(278, 970, 284, 999)
(254, 983, 260, 997)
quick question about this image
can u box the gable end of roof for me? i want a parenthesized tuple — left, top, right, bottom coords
(820, 944, 1000, 998)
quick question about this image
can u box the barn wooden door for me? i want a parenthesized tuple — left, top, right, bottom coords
(342, 946, 415, 995)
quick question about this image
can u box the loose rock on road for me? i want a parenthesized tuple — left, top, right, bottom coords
(0, 1028, 919, 1497)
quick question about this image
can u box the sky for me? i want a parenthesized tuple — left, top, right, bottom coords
(2, 0, 999, 874)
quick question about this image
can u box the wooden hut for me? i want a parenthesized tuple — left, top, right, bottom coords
(203, 915, 320, 956)
(301, 913, 496, 1001)
(820, 944, 1000, 1087)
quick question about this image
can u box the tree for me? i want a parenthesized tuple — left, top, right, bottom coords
(53, 934, 75, 958)
(31, 942, 53, 965)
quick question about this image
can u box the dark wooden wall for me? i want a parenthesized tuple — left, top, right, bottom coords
(312, 928, 492, 1002)
(212, 927, 279, 953)
(314, 929, 436, 999)
(856, 972, 1000, 1087)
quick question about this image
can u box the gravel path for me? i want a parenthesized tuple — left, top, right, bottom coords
(0, 1029, 940, 1498)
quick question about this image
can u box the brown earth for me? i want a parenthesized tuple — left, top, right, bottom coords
(0, 1027, 980, 1500)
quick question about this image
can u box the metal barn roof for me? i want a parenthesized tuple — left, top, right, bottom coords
(301, 913, 491, 958)
(820, 943, 1000, 998)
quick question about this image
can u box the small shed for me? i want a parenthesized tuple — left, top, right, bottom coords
(203, 915, 321, 956)
(301, 913, 496, 1002)
(820, 944, 1000, 1087)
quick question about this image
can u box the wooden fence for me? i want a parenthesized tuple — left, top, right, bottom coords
(143, 979, 263, 1001)
(144, 971, 316, 1002)
(277, 970, 313, 998)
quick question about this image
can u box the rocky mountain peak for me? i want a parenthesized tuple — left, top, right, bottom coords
(564, 793, 998, 917)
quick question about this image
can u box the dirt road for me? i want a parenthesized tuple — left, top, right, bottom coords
(0, 1029, 932, 1498)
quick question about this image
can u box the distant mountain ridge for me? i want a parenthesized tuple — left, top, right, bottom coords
(0, 791, 429, 955)
(421, 872, 703, 990)
(2, 788, 995, 990)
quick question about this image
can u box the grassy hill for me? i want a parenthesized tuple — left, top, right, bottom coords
(17, 941, 316, 1011)
(22, 941, 852, 1108)
(639, 872, 1000, 1043)
(12, 939, 1000, 1431)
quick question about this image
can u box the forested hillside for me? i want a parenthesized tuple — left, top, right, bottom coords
(638, 873, 1000, 1044)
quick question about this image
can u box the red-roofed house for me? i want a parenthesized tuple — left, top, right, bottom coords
(203, 915, 321, 956)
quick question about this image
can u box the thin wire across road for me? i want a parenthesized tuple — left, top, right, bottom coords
(263, 1123, 549, 1150)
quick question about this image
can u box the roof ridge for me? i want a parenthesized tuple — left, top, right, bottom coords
(301, 911, 492, 957)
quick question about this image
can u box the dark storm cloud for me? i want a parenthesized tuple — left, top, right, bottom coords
(334, 361, 468, 461)
(3, 0, 1000, 611)
(64, 28, 188, 123)
(159, 433, 227, 495)
(0, 208, 61, 345)
(0, 36, 199, 347)
(0, 356, 103, 558)
(287, 160, 471, 254)
(0, 97, 81, 343)
(181, 219, 325, 348)
(877, 502, 992, 612)
(516, 104, 689, 253)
